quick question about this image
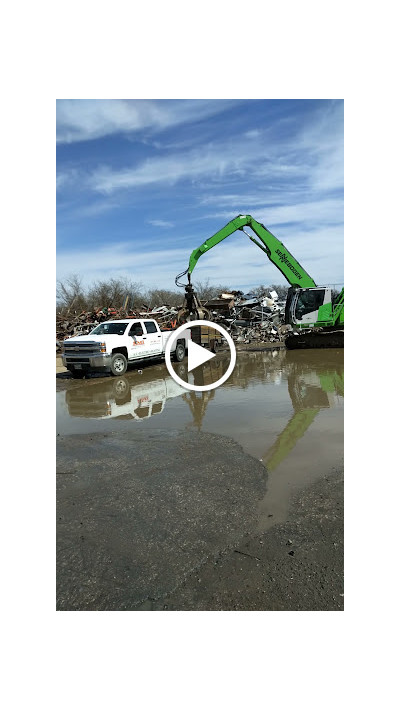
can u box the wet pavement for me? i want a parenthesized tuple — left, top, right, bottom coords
(56, 349, 344, 610)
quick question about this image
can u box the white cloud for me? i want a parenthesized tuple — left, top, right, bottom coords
(147, 219, 174, 228)
(199, 193, 294, 208)
(72, 200, 120, 218)
(244, 129, 261, 139)
(209, 198, 343, 228)
(78, 103, 342, 199)
(57, 242, 189, 290)
(56, 168, 79, 190)
(296, 101, 344, 192)
(88, 140, 305, 194)
(57, 101, 343, 218)
(309, 143, 344, 192)
(56, 99, 241, 144)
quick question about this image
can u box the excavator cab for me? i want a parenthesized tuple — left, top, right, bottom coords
(286, 287, 332, 328)
(295, 290, 325, 318)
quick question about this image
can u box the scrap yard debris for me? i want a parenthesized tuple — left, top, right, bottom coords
(56, 290, 289, 349)
(202, 289, 288, 343)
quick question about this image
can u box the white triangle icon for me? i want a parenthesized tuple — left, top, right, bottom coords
(187, 339, 216, 373)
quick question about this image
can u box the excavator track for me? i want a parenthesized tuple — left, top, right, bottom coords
(285, 328, 344, 350)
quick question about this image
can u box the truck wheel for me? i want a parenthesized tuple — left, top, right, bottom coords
(110, 353, 128, 376)
(173, 342, 186, 362)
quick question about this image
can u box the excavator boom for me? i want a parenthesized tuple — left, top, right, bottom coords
(187, 214, 317, 289)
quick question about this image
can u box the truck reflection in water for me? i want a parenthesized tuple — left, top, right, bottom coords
(65, 368, 188, 421)
(65, 353, 229, 426)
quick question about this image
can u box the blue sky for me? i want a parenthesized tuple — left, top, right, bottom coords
(56, 99, 343, 293)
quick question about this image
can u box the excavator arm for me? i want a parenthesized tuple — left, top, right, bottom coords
(175, 213, 344, 331)
(186, 214, 317, 289)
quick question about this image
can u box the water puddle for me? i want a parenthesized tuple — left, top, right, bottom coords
(56, 349, 343, 530)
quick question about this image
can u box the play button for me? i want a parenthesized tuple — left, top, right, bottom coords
(187, 339, 215, 372)
(164, 319, 236, 392)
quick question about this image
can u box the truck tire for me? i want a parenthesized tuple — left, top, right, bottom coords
(173, 342, 185, 362)
(110, 352, 128, 376)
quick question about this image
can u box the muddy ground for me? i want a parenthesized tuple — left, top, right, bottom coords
(57, 428, 343, 611)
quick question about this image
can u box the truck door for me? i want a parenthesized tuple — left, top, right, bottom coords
(127, 321, 149, 361)
(143, 321, 163, 356)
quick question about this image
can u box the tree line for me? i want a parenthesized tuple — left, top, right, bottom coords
(56, 275, 295, 314)
(56, 275, 233, 313)
(57, 275, 341, 314)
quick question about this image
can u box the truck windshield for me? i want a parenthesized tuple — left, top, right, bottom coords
(90, 323, 129, 335)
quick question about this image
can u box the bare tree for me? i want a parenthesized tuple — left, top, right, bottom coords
(253, 284, 289, 300)
(253, 285, 268, 299)
(144, 288, 183, 308)
(56, 274, 86, 312)
(87, 278, 145, 310)
(193, 278, 232, 301)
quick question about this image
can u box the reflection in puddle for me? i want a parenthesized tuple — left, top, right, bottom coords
(65, 371, 187, 421)
(57, 349, 343, 529)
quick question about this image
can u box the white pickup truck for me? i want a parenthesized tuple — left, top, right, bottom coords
(61, 318, 191, 378)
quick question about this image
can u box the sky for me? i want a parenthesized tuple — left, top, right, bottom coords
(56, 99, 344, 294)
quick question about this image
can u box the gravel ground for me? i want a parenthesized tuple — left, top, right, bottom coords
(147, 468, 344, 611)
(57, 429, 343, 611)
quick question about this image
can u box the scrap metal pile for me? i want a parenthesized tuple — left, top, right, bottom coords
(202, 290, 289, 343)
(56, 290, 289, 349)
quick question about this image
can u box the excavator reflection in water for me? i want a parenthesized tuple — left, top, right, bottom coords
(262, 350, 344, 472)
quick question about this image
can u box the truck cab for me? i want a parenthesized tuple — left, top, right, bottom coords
(62, 318, 190, 377)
